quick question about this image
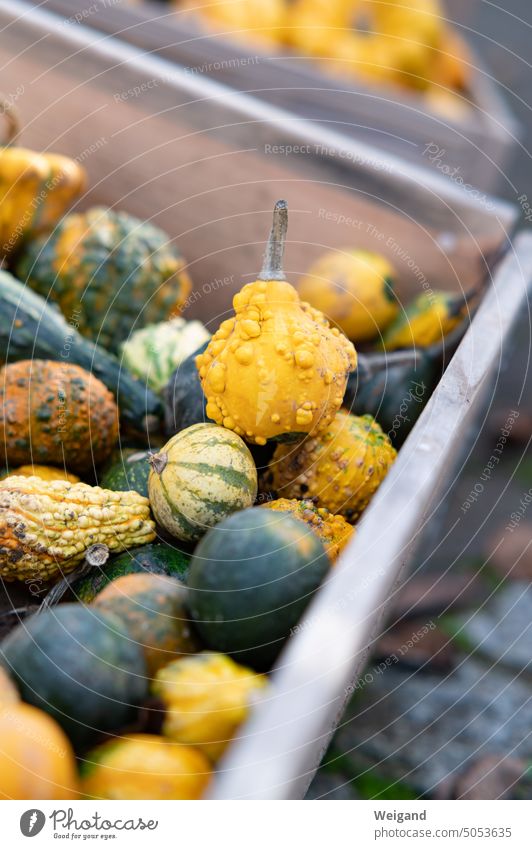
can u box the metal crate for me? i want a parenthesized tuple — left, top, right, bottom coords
(0, 0, 529, 800)
(25, 0, 520, 193)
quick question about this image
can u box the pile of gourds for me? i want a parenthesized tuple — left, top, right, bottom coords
(175, 0, 471, 116)
(0, 140, 472, 800)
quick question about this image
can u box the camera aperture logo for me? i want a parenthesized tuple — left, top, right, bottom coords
(20, 810, 46, 837)
(20, 808, 159, 839)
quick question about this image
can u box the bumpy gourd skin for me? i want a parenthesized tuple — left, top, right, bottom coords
(153, 652, 268, 762)
(196, 279, 357, 445)
(381, 291, 468, 351)
(0, 359, 118, 474)
(15, 207, 192, 353)
(268, 410, 396, 521)
(261, 497, 354, 560)
(0, 147, 86, 257)
(297, 250, 399, 343)
(0, 476, 155, 582)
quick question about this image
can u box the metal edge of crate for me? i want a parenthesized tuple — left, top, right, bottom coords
(209, 231, 532, 799)
(25, 0, 521, 189)
(2, 0, 516, 244)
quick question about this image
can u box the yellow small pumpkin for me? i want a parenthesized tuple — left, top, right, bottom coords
(153, 652, 268, 761)
(0, 464, 80, 484)
(0, 702, 80, 799)
(82, 734, 211, 800)
(196, 202, 357, 445)
(261, 497, 354, 560)
(297, 249, 399, 343)
(268, 409, 396, 521)
(0, 147, 86, 257)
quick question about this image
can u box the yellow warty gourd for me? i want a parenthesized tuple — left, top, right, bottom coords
(0, 476, 155, 583)
(153, 652, 268, 761)
(261, 497, 354, 560)
(297, 249, 399, 343)
(0, 147, 86, 257)
(196, 201, 357, 445)
(268, 410, 396, 521)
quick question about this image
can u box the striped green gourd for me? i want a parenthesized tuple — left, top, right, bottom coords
(148, 423, 258, 542)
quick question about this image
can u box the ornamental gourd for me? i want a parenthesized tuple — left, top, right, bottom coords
(297, 249, 399, 343)
(268, 410, 397, 521)
(0, 464, 80, 484)
(0, 270, 164, 436)
(261, 497, 354, 561)
(0, 476, 155, 583)
(15, 207, 192, 353)
(121, 317, 211, 393)
(0, 359, 118, 474)
(1, 604, 148, 749)
(81, 734, 211, 800)
(148, 423, 258, 542)
(381, 289, 476, 351)
(0, 146, 86, 258)
(93, 573, 201, 676)
(196, 201, 357, 445)
(153, 652, 268, 761)
(0, 702, 80, 799)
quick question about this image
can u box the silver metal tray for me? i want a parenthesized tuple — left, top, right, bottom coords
(0, 0, 528, 800)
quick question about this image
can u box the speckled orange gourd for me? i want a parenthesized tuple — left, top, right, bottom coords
(261, 497, 354, 560)
(153, 652, 268, 761)
(196, 202, 357, 445)
(269, 410, 396, 521)
(0, 476, 155, 583)
(0, 360, 118, 474)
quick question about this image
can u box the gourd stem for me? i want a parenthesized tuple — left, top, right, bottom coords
(149, 451, 168, 475)
(38, 545, 110, 612)
(0, 95, 20, 146)
(447, 285, 480, 318)
(258, 200, 288, 281)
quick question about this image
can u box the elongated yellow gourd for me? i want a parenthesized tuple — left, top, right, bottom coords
(0, 476, 155, 583)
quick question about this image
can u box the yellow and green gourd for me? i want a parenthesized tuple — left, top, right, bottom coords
(153, 652, 268, 761)
(0, 476, 155, 583)
(297, 249, 399, 343)
(268, 409, 397, 521)
(120, 317, 211, 393)
(148, 423, 258, 542)
(196, 201, 357, 445)
(15, 207, 192, 353)
(0, 145, 86, 258)
(381, 289, 475, 351)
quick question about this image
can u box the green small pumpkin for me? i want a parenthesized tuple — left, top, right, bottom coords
(164, 342, 210, 436)
(71, 542, 191, 603)
(15, 207, 192, 354)
(148, 423, 258, 542)
(98, 449, 151, 496)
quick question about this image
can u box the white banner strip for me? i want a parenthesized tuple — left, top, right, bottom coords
(2, 800, 531, 848)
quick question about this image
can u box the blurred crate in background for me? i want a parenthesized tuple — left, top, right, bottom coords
(30, 0, 519, 193)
